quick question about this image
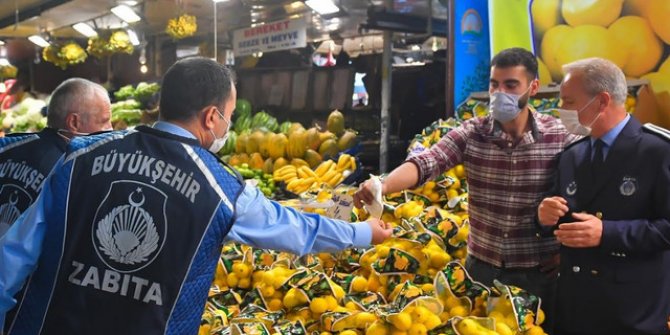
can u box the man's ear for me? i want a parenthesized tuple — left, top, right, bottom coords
(599, 92, 612, 110)
(203, 106, 218, 130)
(65, 113, 78, 131)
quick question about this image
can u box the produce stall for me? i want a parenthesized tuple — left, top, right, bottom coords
(0, 0, 668, 335)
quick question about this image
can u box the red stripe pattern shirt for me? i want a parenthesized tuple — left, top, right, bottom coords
(407, 111, 579, 268)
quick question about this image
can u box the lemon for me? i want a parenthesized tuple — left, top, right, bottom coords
(350, 276, 368, 293)
(488, 311, 506, 323)
(366, 322, 389, 335)
(252, 270, 265, 283)
(642, 71, 670, 123)
(268, 298, 283, 311)
(261, 285, 275, 298)
(310, 297, 328, 314)
(446, 189, 459, 201)
(609, 16, 662, 77)
(421, 283, 434, 294)
(391, 331, 407, 335)
(355, 312, 377, 328)
(561, 0, 623, 27)
(495, 322, 514, 335)
(283, 289, 301, 309)
(408, 323, 427, 335)
(389, 312, 412, 331)
(541, 24, 573, 81)
(537, 58, 552, 86)
(647, 0, 670, 44)
(659, 57, 670, 74)
(428, 251, 450, 269)
(324, 295, 339, 310)
(454, 164, 466, 179)
(450, 305, 468, 317)
(537, 308, 546, 325)
(226, 273, 239, 287)
(423, 314, 442, 330)
(411, 306, 433, 323)
(376, 245, 390, 258)
(339, 330, 358, 335)
(555, 25, 627, 71)
(504, 313, 518, 329)
(345, 301, 360, 311)
(526, 326, 546, 335)
(232, 262, 250, 278)
(439, 311, 450, 321)
(531, 0, 561, 38)
(237, 278, 251, 289)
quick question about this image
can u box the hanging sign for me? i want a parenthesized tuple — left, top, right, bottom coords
(233, 18, 307, 57)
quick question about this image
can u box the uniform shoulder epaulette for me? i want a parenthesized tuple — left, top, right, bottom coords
(642, 123, 670, 142)
(564, 135, 590, 150)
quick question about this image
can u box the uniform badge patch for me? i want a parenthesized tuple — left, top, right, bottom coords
(566, 181, 577, 196)
(93, 180, 167, 273)
(619, 176, 637, 196)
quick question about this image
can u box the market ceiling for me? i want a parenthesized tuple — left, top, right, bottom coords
(0, 0, 445, 43)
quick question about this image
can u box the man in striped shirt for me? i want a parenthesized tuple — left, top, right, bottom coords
(355, 48, 578, 332)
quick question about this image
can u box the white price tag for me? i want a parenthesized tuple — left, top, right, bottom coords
(325, 194, 354, 221)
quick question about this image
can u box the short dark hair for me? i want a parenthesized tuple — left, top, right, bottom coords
(490, 47, 538, 80)
(159, 57, 236, 121)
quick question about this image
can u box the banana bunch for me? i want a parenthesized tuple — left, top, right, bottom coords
(273, 154, 357, 194)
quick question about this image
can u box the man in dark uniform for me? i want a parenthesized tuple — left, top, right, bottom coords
(0, 78, 112, 237)
(538, 57, 670, 335)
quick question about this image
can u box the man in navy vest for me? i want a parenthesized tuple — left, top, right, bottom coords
(538, 57, 670, 335)
(0, 78, 112, 237)
(0, 57, 392, 335)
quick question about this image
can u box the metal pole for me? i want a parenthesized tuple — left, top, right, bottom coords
(379, 0, 393, 173)
(446, 0, 455, 117)
(213, 1, 217, 61)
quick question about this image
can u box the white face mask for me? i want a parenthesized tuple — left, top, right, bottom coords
(209, 108, 231, 154)
(558, 96, 600, 136)
(56, 127, 113, 142)
(489, 85, 532, 123)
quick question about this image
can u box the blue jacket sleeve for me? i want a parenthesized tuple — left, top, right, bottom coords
(600, 152, 670, 255)
(224, 186, 371, 256)
(0, 184, 50, 326)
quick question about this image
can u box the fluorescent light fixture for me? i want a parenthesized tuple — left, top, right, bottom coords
(28, 35, 50, 47)
(213, 0, 229, 2)
(0, 58, 9, 66)
(127, 29, 140, 46)
(121, 1, 138, 5)
(111, 5, 141, 23)
(73, 22, 98, 38)
(305, 0, 339, 15)
(140, 64, 148, 73)
(0, 40, 4, 45)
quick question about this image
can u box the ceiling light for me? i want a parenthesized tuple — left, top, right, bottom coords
(0, 58, 9, 66)
(0, 40, 4, 46)
(127, 29, 140, 46)
(140, 64, 148, 73)
(111, 5, 141, 23)
(72, 23, 98, 38)
(213, 0, 230, 2)
(120, 1, 138, 5)
(28, 35, 50, 48)
(305, 0, 339, 15)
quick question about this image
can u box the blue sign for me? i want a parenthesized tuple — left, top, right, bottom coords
(453, 0, 491, 109)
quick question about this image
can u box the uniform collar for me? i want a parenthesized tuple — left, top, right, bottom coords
(591, 113, 630, 148)
(152, 121, 197, 139)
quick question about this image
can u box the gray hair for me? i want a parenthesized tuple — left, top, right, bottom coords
(562, 58, 627, 105)
(47, 78, 109, 129)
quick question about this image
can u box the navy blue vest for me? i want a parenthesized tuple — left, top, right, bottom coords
(0, 128, 66, 235)
(9, 126, 244, 335)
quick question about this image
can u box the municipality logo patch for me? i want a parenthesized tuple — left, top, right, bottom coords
(92, 180, 167, 273)
(0, 184, 33, 231)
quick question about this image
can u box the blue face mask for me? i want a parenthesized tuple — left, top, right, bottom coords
(489, 86, 531, 123)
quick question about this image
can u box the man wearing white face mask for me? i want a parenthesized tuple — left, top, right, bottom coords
(355, 48, 578, 333)
(0, 78, 112, 238)
(538, 58, 670, 335)
(0, 57, 393, 335)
